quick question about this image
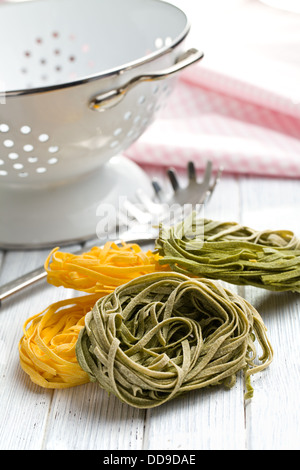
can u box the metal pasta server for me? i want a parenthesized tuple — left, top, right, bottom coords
(0, 159, 222, 306)
(0, 0, 203, 249)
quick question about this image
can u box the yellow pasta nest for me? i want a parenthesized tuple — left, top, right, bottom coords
(19, 242, 165, 389)
(45, 241, 165, 293)
(19, 294, 98, 388)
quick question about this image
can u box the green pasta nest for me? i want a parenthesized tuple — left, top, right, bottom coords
(156, 213, 300, 293)
(76, 272, 273, 408)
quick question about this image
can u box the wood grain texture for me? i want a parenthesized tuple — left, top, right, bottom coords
(239, 175, 300, 450)
(0, 173, 299, 450)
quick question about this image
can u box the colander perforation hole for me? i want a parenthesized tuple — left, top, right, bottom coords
(38, 134, 49, 142)
(36, 167, 47, 173)
(20, 126, 31, 135)
(81, 44, 90, 53)
(3, 139, 14, 148)
(124, 111, 132, 121)
(138, 95, 146, 105)
(48, 146, 59, 153)
(147, 103, 154, 112)
(13, 163, 24, 170)
(0, 124, 9, 133)
(113, 128, 122, 137)
(23, 144, 34, 152)
(28, 156, 38, 163)
(48, 157, 58, 165)
(110, 140, 119, 149)
(0, 159, 4, 166)
(155, 38, 163, 49)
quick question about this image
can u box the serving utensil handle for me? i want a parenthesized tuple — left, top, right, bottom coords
(89, 48, 204, 111)
(0, 267, 47, 305)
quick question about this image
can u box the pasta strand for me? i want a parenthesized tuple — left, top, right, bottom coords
(76, 272, 273, 408)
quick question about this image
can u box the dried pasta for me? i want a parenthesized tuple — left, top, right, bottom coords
(156, 213, 300, 293)
(45, 241, 164, 293)
(19, 294, 99, 388)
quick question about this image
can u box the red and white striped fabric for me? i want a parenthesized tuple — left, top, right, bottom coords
(126, 0, 300, 178)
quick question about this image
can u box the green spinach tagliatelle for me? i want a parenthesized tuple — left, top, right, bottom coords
(75, 272, 273, 408)
(156, 213, 300, 293)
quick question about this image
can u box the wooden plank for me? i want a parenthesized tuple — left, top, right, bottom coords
(239, 176, 300, 450)
(244, 287, 300, 450)
(43, 384, 146, 450)
(144, 382, 246, 451)
(238, 175, 300, 234)
(0, 246, 80, 450)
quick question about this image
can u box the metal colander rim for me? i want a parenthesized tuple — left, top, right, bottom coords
(0, 4, 190, 98)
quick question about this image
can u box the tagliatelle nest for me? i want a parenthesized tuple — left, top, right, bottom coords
(44, 241, 165, 294)
(76, 272, 273, 409)
(19, 294, 100, 388)
(156, 213, 300, 293)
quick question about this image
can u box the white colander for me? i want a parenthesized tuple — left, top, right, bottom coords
(0, 0, 203, 248)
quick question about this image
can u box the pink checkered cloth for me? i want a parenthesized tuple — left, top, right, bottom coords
(125, 66, 300, 178)
(125, 0, 300, 178)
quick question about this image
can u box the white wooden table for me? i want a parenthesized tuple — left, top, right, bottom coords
(0, 167, 299, 451)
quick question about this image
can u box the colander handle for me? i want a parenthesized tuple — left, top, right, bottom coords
(89, 48, 204, 111)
